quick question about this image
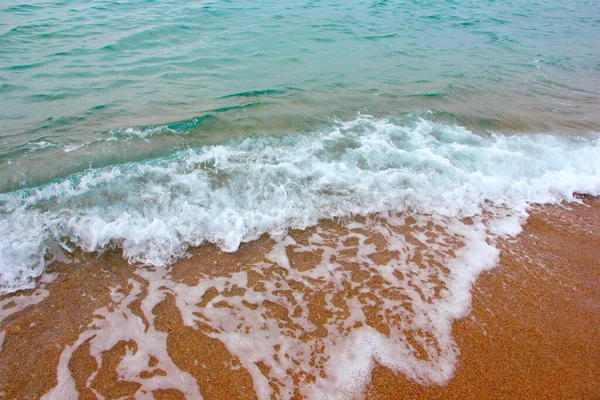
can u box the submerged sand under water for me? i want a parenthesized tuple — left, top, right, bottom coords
(0, 197, 599, 399)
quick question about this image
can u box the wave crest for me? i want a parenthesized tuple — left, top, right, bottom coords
(1, 115, 599, 293)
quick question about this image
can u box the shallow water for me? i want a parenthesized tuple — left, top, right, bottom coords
(2, 0, 599, 188)
(1, 0, 600, 312)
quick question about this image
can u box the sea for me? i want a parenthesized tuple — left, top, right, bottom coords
(1, 0, 599, 398)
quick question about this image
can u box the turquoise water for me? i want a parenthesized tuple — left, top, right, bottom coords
(1, 0, 600, 292)
(2, 0, 599, 189)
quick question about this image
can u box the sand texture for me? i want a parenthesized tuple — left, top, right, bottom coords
(1, 197, 599, 399)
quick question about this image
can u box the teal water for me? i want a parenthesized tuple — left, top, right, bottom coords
(2, 0, 599, 190)
(1, 0, 600, 293)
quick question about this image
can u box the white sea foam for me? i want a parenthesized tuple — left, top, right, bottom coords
(1, 115, 599, 294)
(27, 140, 63, 153)
(45, 211, 503, 398)
(43, 277, 202, 400)
(0, 272, 56, 323)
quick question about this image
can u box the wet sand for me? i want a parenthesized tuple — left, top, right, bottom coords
(1, 197, 600, 399)
(367, 196, 600, 399)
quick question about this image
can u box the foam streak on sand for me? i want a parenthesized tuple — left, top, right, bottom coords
(43, 279, 202, 400)
(43, 210, 515, 398)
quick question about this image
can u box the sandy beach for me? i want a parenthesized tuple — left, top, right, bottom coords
(3, 1, 600, 398)
(1, 196, 599, 399)
(367, 196, 600, 399)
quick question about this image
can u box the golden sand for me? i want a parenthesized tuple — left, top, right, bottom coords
(366, 197, 600, 398)
(1, 197, 599, 399)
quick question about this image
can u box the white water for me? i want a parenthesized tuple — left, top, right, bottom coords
(1, 115, 599, 294)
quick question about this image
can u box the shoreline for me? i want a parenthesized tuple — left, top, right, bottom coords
(1, 197, 600, 398)
(367, 196, 600, 398)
